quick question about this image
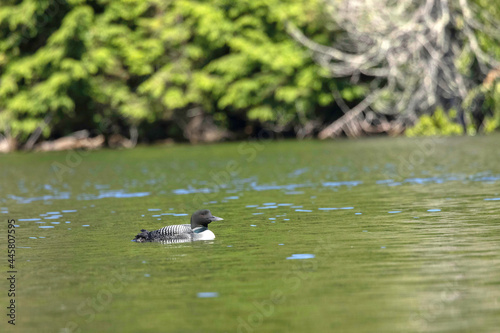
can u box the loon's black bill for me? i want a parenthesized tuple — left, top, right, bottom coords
(211, 216, 223, 221)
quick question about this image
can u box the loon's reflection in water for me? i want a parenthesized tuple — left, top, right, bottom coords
(153, 238, 215, 245)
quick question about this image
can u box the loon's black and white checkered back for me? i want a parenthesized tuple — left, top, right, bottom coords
(148, 224, 192, 239)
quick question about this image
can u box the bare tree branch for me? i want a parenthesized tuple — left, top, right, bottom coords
(288, 0, 500, 137)
(318, 89, 381, 139)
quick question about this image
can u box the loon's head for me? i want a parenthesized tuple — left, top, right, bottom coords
(191, 210, 223, 229)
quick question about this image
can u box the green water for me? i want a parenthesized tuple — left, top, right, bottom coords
(1, 136, 500, 333)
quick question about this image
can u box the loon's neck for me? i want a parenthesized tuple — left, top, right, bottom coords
(193, 226, 208, 234)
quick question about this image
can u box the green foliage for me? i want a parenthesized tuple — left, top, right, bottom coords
(462, 79, 500, 133)
(0, 0, 497, 144)
(406, 108, 464, 137)
(0, 0, 337, 142)
(483, 82, 500, 133)
(137, 0, 334, 127)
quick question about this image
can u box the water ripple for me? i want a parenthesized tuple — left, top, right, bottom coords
(286, 254, 315, 260)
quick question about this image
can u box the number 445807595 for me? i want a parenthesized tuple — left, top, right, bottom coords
(8, 219, 16, 268)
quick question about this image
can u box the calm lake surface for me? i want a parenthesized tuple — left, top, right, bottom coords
(1, 136, 499, 333)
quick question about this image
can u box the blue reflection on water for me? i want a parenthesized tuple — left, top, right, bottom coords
(79, 190, 150, 200)
(45, 215, 62, 219)
(173, 187, 212, 195)
(405, 177, 444, 184)
(251, 182, 307, 191)
(322, 181, 362, 187)
(9, 193, 71, 204)
(197, 292, 219, 298)
(286, 254, 315, 260)
(289, 168, 309, 177)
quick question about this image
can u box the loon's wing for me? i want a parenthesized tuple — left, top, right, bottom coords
(149, 224, 193, 239)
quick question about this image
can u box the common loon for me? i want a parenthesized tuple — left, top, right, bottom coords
(133, 209, 223, 243)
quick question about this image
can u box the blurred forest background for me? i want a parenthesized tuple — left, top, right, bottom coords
(0, 0, 499, 151)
